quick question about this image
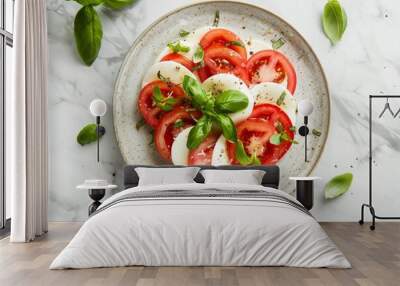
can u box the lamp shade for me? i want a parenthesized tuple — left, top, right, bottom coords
(89, 99, 107, 117)
(298, 100, 314, 116)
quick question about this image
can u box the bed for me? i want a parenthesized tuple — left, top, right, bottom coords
(50, 165, 350, 269)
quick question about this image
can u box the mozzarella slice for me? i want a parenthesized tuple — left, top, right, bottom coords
(142, 61, 197, 87)
(171, 127, 192, 166)
(251, 82, 297, 125)
(202, 74, 254, 123)
(245, 38, 273, 57)
(211, 135, 230, 165)
(155, 39, 197, 63)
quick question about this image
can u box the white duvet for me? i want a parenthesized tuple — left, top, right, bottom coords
(50, 183, 350, 269)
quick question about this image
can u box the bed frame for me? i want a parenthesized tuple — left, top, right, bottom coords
(123, 165, 280, 189)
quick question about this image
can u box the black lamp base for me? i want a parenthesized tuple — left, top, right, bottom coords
(298, 126, 309, 136)
(88, 189, 105, 215)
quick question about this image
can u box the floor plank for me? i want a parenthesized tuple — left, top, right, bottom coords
(0, 222, 399, 286)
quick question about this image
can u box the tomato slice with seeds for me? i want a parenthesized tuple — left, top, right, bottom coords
(161, 53, 196, 72)
(246, 50, 297, 94)
(226, 103, 294, 165)
(203, 46, 250, 85)
(138, 81, 186, 129)
(155, 107, 201, 161)
(188, 133, 219, 165)
(200, 28, 247, 60)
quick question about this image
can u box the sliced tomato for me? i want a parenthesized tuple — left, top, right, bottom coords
(155, 107, 201, 161)
(227, 103, 294, 165)
(200, 28, 247, 60)
(161, 53, 195, 72)
(138, 81, 186, 128)
(203, 46, 250, 85)
(188, 134, 219, 165)
(246, 50, 297, 94)
(197, 65, 210, 82)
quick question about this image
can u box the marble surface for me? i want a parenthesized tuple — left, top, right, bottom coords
(47, 0, 400, 221)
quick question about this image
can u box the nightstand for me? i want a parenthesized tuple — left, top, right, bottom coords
(77, 180, 118, 215)
(289, 177, 321, 210)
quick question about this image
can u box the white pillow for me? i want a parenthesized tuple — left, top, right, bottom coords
(135, 167, 200, 186)
(200, 169, 266, 185)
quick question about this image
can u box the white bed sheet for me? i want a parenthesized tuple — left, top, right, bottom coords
(50, 183, 350, 269)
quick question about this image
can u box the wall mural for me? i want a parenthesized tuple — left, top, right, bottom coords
(113, 2, 330, 191)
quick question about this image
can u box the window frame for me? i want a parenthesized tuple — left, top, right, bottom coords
(0, 0, 13, 233)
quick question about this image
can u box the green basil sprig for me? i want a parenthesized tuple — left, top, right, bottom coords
(187, 115, 213, 149)
(215, 90, 249, 113)
(152, 86, 177, 111)
(77, 123, 105, 145)
(74, 6, 103, 66)
(70, 0, 135, 66)
(193, 46, 204, 64)
(235, 140, 261, 166)
(322, 0, 347, 45)
(183, 76, 214, 111)
(182, 75, 247, 150)
(179, 29, 190, 37)
(74, 0, 103, 5)
(269, 121, 298, 145)
(167, 41, 190, 53)
(212, 113, 237, 143)
(104, 0, 136, 10)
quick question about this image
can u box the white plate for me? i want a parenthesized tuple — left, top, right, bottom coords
(113, 1, 330, 192)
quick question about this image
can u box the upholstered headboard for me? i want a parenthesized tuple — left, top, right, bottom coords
(123, 165, 280, 189)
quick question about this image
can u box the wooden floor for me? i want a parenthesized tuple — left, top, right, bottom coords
(0, 222, 399, 286)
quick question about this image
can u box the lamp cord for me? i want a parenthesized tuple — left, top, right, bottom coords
(96, 116, 100, 162)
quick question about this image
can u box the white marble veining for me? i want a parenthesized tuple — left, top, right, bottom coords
(47, 0, 400, 221)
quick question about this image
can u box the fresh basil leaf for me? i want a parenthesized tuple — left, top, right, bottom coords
(324, 173, 353, 199)
(152, 86, 163, 101)
(280, 132, 291, 142)
(269, 134, 281, 145)
(193, 46, 204, 64)
(215, 90, 249, 113)
(312, 129, 322, 136)
(74, 6, 103, 66)
(167, 41, 190, 53)
(235, 140, 261, 166)
(183, 75, 210, 110)
(322, 0, 347, 44)
(187, 115, 213, 149)
(152, 86, 176, 111)
(179, 29, 190, 37)
(271, 37, 286, 50)
(77, 123, 105, 145)
(289, 126, 296, 132)
(173, 119, 184, 128)
(213, 10, 220, 27)
(135, 118, 146, 130)
(214, 113, 237, 143)
(226, 40, 244, 48)
(74, 0, 103, 5)
(276, 91, 286, 106)
(104, 0, 136, 9)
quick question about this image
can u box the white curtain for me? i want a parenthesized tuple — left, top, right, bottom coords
(8, 0, 48, 242)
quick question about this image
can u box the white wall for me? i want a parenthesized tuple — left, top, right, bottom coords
(47, 0, 400, 222)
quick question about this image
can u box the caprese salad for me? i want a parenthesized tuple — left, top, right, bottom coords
(137, 16, 298, 166)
